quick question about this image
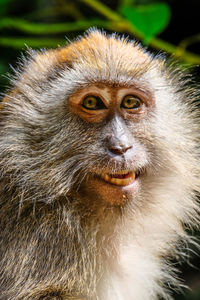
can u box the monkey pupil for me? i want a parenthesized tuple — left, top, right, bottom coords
(83, 96, 97, 109)
(127, 99, 133, 106)
(88, 99, 95, 106)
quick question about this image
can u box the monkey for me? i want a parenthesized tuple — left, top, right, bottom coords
(0, 29, 199, 300)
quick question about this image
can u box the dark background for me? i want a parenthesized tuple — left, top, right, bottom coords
(0, 1, 200, 299)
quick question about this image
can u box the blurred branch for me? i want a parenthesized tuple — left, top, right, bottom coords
(0, 37, 65, 49)
(80, 0, 200, 64)
(0, 18, 111, 34)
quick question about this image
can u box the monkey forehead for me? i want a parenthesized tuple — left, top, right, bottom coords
(54, 30, 157, 82)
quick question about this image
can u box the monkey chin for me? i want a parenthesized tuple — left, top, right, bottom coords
(79, 171, 140, 207)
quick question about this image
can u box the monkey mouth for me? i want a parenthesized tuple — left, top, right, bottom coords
(100, 171, 136, 186)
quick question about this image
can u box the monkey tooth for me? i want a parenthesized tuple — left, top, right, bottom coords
(101, 171, 135, 186)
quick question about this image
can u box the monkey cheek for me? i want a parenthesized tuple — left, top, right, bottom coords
(79, 176, 140, 207)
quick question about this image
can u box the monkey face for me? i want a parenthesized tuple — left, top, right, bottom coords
(67, 83, 153, 206)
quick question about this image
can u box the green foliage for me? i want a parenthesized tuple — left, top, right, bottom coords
(120, 2, 171, 43)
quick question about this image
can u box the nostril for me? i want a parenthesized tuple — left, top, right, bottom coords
(109, 145, 132, 155)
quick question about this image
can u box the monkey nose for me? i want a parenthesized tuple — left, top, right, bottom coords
(108, 145, 132, 155)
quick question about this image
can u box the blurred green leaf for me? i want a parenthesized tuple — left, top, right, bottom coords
(120, 2, 171, 43)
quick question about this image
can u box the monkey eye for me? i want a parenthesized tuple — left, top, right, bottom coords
(82, 95, 106, 110)
(121, 95, 143, 109)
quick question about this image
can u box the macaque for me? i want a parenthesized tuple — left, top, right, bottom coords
(0, 29, 199, 300)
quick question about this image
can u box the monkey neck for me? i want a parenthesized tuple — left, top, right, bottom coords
(0, 179, 184, 299)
